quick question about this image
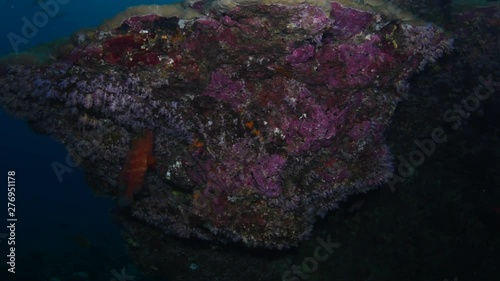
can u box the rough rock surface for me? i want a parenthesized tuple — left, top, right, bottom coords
(0, 2, 452, 248)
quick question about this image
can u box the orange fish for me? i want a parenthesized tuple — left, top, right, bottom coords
(122, 130, 156, 200)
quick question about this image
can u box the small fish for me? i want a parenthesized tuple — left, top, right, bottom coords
(121, 130, 156, 200)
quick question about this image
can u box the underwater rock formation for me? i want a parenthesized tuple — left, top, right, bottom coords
(0, 2, 452, 248)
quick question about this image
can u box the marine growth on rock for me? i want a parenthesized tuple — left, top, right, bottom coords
(0, 1, 452, 248)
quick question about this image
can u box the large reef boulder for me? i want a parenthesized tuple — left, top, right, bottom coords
(0, 2, 452, 248)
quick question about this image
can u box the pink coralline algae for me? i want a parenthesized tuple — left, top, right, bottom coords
(0, 3, 452, 248)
